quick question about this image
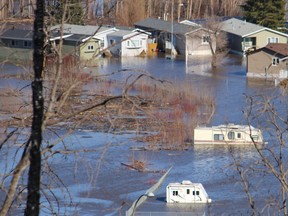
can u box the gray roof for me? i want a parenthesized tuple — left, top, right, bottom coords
(135, 18, 200, 34)
(108, 29, 133, 37)
(50, 24, 114, 35)
(0, 29, 33, 40)
(221, 18, 265, 37)
(64, 34, 92, 42)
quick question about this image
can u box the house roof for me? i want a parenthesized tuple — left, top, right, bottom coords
(108, 29, 136, 37)
(221, 18, 288, 38)
(64, 34, 92, 42)
(50, 24, 115, 36)
(0, 29, 33, 40)
(135, 18, 200, 35)
(264, 43, 288, 56)
(221, 18, 264, 37)
(107, 28, 149, 38)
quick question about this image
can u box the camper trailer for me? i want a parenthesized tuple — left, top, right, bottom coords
(166, 180, 212, 204)
(193, 124, 263, 145)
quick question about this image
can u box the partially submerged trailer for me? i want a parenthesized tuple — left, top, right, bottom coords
(166, 180, 212, 204)
(193, 124, 263, 145)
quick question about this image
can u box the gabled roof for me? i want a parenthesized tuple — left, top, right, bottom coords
(135, 18, 200, 35)
(0, 29, 33, 40)
(221, 18, 288, 38)
(221, 18, 264, 37)
(264, 43, 288, 56)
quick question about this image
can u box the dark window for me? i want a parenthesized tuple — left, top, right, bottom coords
(202, 35, 210, 44)
(23, 41, 32, 47)
(214, 134, 224, 140)
(173, 191, 178, 196)
(192, 191, 200, 195)
(228, 131, 235, 140)
(237, 133, 241, 138)
(272, 57, 279, 66)
(88, 45, 94, 50)
(187, 189, 190, 194)
(11, 40, 18, 47)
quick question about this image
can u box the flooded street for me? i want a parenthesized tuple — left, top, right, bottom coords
(0, 54, 286, 215)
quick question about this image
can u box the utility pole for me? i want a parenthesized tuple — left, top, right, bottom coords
(171, 0, 174, 58)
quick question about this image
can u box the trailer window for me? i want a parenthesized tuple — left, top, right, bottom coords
(214, 134, 224, 140)
(193, 191, 200, 195)
(237, 133, 241, 138)
(173, 191, 178, 196)
(252, 135, 258, 141)
(228, 131, 235, 140)
(187, 189, 190, 194)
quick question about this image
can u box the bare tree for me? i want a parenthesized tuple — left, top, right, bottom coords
(229, 93, 288, 215)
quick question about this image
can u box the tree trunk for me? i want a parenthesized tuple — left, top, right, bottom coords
(24, 0, 45, 215)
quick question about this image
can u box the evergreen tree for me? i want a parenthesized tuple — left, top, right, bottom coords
(48, 0, 85, 25)
(241, 0, 286, 30)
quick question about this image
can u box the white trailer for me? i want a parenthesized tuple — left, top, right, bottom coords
(193, 124, 263, 145)
(166, 180, 212, 204)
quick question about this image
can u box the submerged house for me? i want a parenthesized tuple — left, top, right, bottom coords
(106, 28, 150, 57)
(0, 28, 34, 60)
(49, 24, 118, 60)
(247, 43, 288, 83)
(221, 18, 288, 55)
(135, 18, 216, 58)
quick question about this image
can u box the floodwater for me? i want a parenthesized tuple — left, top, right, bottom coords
(0, 54, 286, 216)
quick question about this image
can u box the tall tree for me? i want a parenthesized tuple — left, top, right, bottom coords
(241, 0, 286, 30)
(25, 0, 45, 214)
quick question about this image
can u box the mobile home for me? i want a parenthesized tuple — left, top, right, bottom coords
(193, 124, 263, 145)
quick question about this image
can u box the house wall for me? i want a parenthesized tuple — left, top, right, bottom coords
(226, 33, 243, 54)
(248, 30, 288, 50)
(106, 35, 122, 56)
(121, 34, 148, 57)
(79, 38, 100, 60)
(247, 50, 287, 79)
(185, 30, 214, 56)
(1, 38, 33, 49)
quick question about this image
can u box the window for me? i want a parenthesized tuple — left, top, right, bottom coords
(214, 134, 224, 140)
(228, 131, 235, 140)
(110, 39, 115, 45)
(88, 45, 94, 50)
(268, 37, 279, 43)
(23, 41, 32, 48)
(127, 39, 141, 48)
(100, 41, 104, 47)
(237, 133, 241, 139)
(172, 191, 178, 196)
(202, 35, 210, 44)
(252, 135, 258, 142)
(272, 57, 280, 66)
(187, 189, 190, 194)
(193, 191, 200, 195)
(11, 40, 18, 47)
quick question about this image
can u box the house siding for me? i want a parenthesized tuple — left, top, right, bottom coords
(248, 30, 288, 50)
(79, 39, 100, 60)
(247, 50, 287, 79)
(185, 30, 215, 56)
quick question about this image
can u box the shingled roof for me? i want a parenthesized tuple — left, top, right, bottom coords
(221, 18, 288, 38)
(135, 18, 200, 34)
(0, 29, 33, 40)
(264, 43, 288, 56)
